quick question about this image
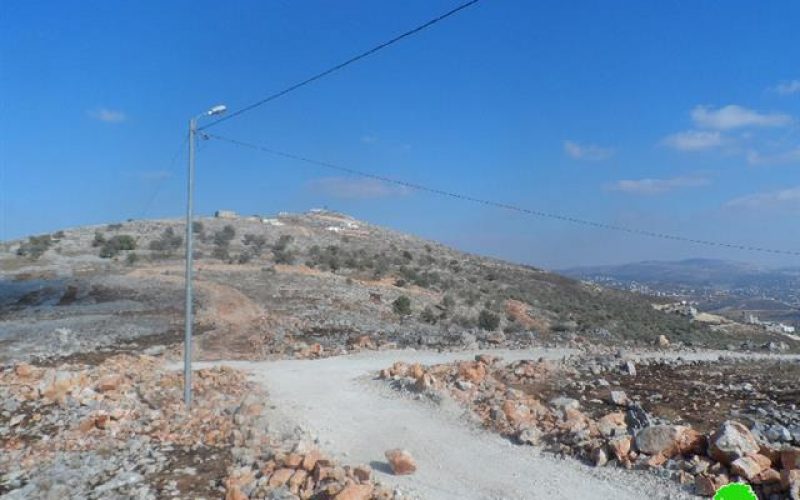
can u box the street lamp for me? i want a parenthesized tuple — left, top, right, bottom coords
(184, 104, 226, 408)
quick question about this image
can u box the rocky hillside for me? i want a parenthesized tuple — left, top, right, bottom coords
(2, 211, 797, 364)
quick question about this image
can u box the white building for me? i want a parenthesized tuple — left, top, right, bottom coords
(766, 323, 796, 334)
(214, 210, 237, 219)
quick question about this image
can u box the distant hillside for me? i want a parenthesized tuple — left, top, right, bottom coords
(561, 258, 775, 287)
(2, 213, 798, 363)
(561, 258, 800, 330)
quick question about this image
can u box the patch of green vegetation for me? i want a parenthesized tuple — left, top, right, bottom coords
(99, 234, 136, 258)
(243, 234, 267, 255)
(213, 225, 236, 246)
(478, 309, 500, 331)
(392, 295, 412, 316)
(149, 227, 183, 256)
(16, 234, 54, 259)
(92, 231, 106, 247)
(272, 235, 296, 264)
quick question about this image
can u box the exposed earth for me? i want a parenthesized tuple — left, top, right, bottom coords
(1, 211, 799, 498)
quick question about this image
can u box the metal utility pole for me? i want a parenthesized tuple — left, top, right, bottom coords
(183, 105, 227, 408)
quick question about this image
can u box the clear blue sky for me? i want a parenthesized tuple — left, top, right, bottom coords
(2, 1, 800, 268)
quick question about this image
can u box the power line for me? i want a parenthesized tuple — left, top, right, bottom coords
(139, 135, 188, 218)
(205, 132, 800, 258)
(200, 0, 481, 130)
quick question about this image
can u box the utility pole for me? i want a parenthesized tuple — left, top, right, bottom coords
(183, 105, 227, 408)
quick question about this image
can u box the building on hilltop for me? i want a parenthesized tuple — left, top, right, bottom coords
(214, 210, 237, 219)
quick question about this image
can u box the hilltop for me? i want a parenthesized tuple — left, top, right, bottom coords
(2, 211, 796, 364)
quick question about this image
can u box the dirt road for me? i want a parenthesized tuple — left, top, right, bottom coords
(190, 348, 698, 499)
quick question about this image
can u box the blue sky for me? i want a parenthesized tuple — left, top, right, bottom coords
(2, 0, 800, 268)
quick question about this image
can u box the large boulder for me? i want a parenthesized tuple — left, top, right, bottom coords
(636, 425, 684, 456)
(636, 425, 705, 458)
(709, 421, 760, 465)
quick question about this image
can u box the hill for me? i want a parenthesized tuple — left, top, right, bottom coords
(2, 212, 797, 364)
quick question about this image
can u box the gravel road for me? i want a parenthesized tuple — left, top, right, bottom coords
(189, 348, 699, 499)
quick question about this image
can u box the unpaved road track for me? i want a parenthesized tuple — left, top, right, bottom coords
(191, 348, 699, 499)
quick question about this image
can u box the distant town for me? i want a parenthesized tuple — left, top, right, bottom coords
(563, 260, 800, 330)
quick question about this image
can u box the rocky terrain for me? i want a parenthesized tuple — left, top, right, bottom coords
(2, 210, 799, 498)
(3, 211, 797, 364)
(0, 354, 404, 499)
(378, 351, 800, 498)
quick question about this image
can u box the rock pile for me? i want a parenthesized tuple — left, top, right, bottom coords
(224, 447, 399, 499)
(0, 356, 402, 499)
(379, 355, 800, 499)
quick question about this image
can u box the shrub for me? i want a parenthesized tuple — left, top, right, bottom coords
(420, 306, 438, 324)
(212, 246, 230, 261)
(478, 309, 500, 331)
(454, 314, 477, 329)
(53, 230, 65, 239)
(243, 234, 267, 255)
(92, 231, 106, 247)
(392, 295, 412, 316)
(16, 234, 53, 259)
(271, 235, 296, 264)
(273, 248, 295, 264)
(441, 295, 455, 310)
(213, 225, 236, 246)
(99, 234, 136, 258)
(149, 227, 183, 255)
(125, 252, 139, 265)
(273, 234, 293, 251)
(192, 221, 204, 234)
(107, 223, 123, 231)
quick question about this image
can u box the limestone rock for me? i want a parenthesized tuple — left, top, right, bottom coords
(709, 421, 760, 465)
(334, 484, 373, 500)
(517, 427, 542, 445)
(695, 474, 729, 497)
(384, 449, 417, 475)
(635, 425, 686, 457)
(597, 412, 627, 437)
(731, 455, 767, 481)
